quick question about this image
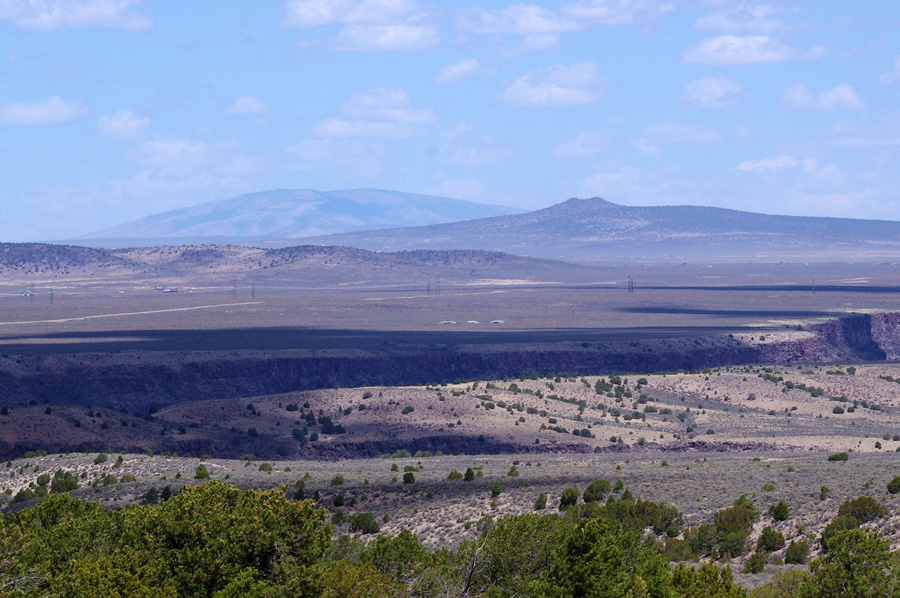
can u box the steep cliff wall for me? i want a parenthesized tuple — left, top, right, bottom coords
(1, 312, 899, 411)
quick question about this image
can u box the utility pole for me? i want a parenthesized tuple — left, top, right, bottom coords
(627, 276, 634, 293)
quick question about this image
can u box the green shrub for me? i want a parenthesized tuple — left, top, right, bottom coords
(784, 540, 809, 564)
(534, 492, 547, 510)
(559, 487, 579, 510)
(464, 468, 475, 482)
(583, 479, 611, 503)
(194, 464, 210, 479)
(742, 551, 766, 574)
(50, 470, 78, 494)
(827, 452, 848, 462)
(349, 512, 380, 534)
(887, 476, 900, 495)
(820, 515, 860, 551)
(331, 509, 347, 525)
(402, 472, 415, 484)
(757, 527, 785, 552)
(330, 475, 344, 486)
(837, 496, 886, 523)
(661, 538, 696, 562)
(769, 500, 789, 522)
(491, 481, 501, 497)
(93, 453, 108, 465)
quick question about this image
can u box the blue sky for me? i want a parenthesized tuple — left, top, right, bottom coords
(1, 1, 899, 241)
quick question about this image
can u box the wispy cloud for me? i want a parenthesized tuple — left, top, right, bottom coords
(335, 23, 438, 51)
(503, 62, 603, 106)
(783, 83, 865, 111)
(226, 96, 272, 115)
(313, 88, 435, 138)
(880, 56, 900, 85)
(281, 0, 419, 28)
(282, 0, 435, 52)
(682, 35, 824, 65)
(96, 109, 150, 140)
(0, 96, 87, 126)
(456, 5, 578, 35)
(733, 155, 817, 173)
(694, 4, 788, 35)
(0, 0, 152, 31)
(561, 0, 673, 26)
(129, 137, 239, 174)
(684, 76, 745, 108)
(435, 58, 484, 84)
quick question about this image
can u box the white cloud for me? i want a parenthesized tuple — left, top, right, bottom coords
(226, 96, 272, 115)
(782, 83, 813, 109)
(783, 83, 865, 111)
(0, 96, 87, 126)
(281, 0, 419, 28)
(435, 58, 484, 84)
(0, 0, 152, 31)
(503, 62, 602, 107)
(879, 56, 900, 85)
(456, 1, 672, 40)
(684, 76, 745, 108)
(694, 4, 787, 35)
(335, 23, 438, 51)
(828, 118, 900, 147)
(95, 109, 149, 140)
(682, 35, 824, 66)
(580, 166, 639, 190)
(130, 137, 238, 173)
(456, 5, 578, 35)
(817, 84, 865, 111)
(733, 156, 798, 172)
(313, 118, 413, 138)
(282, 1, 435, 52)
(312, 88, 435, 138)
(342, 88, 434, 124)
(561, 0, 674, 26)
(554, 130, 609, 157)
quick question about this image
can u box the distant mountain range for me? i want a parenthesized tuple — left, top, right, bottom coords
(79, 190, 900, 262)
(295, 197, 900, 262)
(80, 189, 522, 243)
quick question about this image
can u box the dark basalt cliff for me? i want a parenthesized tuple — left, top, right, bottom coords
(1, 312, 899, 412)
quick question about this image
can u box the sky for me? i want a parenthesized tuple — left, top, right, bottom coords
(1, 1, 899, 241)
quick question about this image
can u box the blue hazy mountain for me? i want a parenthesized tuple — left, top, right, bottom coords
(81, 189, 523, 242)
(292, 197, 900, 262)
